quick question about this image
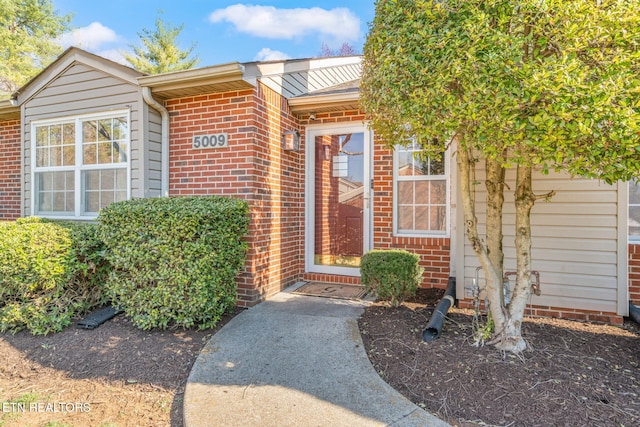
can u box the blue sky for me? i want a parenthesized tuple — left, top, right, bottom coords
(54, 1, 375, 67)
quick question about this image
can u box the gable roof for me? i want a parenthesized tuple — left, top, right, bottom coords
(13, 47, 144, 105)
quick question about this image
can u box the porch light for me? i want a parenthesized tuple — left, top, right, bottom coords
(283, 130, 300, 151)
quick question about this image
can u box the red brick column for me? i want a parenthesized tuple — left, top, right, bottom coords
(0, 119, 21, 220)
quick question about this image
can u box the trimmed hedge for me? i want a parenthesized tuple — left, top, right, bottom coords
(0, 218, 109, 335)
(360, 249, 424, 307)
(97, 196, 249, 330)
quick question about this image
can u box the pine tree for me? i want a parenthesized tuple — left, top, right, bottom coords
(124, 14, 199, 74)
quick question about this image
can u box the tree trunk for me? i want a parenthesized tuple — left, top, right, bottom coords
(495, 164, 535, 353)
(457, 145, 505, 334)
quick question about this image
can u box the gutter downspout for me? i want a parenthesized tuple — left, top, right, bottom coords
(141, 87, 169, 197)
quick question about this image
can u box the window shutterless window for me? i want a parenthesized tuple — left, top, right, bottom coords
(630, 180, 640, 241)
(393, 141, 448, 236)
(31, 111, 130, 219)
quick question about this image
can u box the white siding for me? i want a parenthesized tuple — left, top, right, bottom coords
(23, 63, 141, 214)
(457, 164, 624, 315)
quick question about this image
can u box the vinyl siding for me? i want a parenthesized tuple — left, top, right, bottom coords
(458, 165, 623, 314)
(23, 62, 141, 215)
(146, 106, 163, 197)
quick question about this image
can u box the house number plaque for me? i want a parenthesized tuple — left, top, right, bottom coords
(192, 133, 228, 149)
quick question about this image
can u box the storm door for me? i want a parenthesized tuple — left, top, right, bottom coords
(305, 125, 372, 276)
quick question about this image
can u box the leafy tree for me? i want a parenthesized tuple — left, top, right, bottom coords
(124, 14, 199, 74)
(319, 42, 358, 57)
(0, 0, 71, 97)
(362, 0, 640, 353)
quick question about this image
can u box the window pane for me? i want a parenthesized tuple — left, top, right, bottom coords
(83, 169, 126, 214)
(115, 169, 127, 189)
(430, 156, 445, 175)
(631, 181, 640, 238)
(113, 117, 127, 140)
(83, 121, 97, 142)
(97, 142, 113, 164)
(36, 171, 74, 215)
(83, 143, 97, 164)
(115, 190, 127, 202)
(101, 169, 114, 190)
(36, 147, 48, 167)
(100, 191, 114, 208)
(98, 119, 112, 142)
(398, 181, 414, 205)
(49, 147, 62, 166)
(397, 151, 412, 175)
(415, 181, 429, 204)
(63, 145, 75, 166)
(85, 170, 100, 190)
(50, 125, 61, 146)
(398, 205, 413, 231)
(630, 181, 640, 204)
(36, 126, 48, 147)
(85, 191, 99, 213)
(430, 180, 447, 204)
(431, 206, 447, 231)
(630, 206, 640, 238)
(115, 142, 127, 163)
(63, 123, 75, 144)
(415, 206, 429, 231)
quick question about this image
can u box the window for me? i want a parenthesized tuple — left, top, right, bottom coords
(32, 111, 129, 218)
(393, 141, 448, 236)
(631, 180, 640, 241)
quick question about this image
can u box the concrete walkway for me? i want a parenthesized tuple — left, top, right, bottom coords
(183, 288, 450, 427)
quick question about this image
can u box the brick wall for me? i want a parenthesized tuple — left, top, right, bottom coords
(630, 244, 640, 306)
(165, 84, 303, 306)
(0, 119, 21, 220)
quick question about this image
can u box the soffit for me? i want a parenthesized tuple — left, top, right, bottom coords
(0, 100, 20, 121)
(138, 63, 254, 100)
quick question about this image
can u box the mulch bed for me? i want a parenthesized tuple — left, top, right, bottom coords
(0, 307, 242, 427)
(358, 288, 640, 427)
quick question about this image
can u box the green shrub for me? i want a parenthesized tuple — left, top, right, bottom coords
(97, 196, 249, 330)
(0, 218, 109, 335)
(360, 250, 424, 307)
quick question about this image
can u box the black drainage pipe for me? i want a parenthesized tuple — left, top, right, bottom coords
(422, 277, 456, 342)
(629, 301, 640, 325)
(77, 305, 122, 330)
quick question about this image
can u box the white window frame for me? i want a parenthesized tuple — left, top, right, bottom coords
(31, 110, 131, 220)
(392, 141, 450, 237)
(630, 179, 640, 242)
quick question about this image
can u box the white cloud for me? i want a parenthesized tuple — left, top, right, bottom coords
(209, 5, 360, 41)
(253, 48, 291, 62)
(58, 22, 122, 51)
(94, 49, 129, 66)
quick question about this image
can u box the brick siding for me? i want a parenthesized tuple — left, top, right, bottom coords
(0, 119, 21, 220)
(166, 84, 303, 306)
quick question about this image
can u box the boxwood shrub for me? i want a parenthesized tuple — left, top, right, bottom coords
(0, 218, 109, 335)
(97, 196, 249, 330)
(360, 249, 424, 307)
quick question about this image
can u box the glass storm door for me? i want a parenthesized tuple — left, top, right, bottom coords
(306, 125, 371, 276)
